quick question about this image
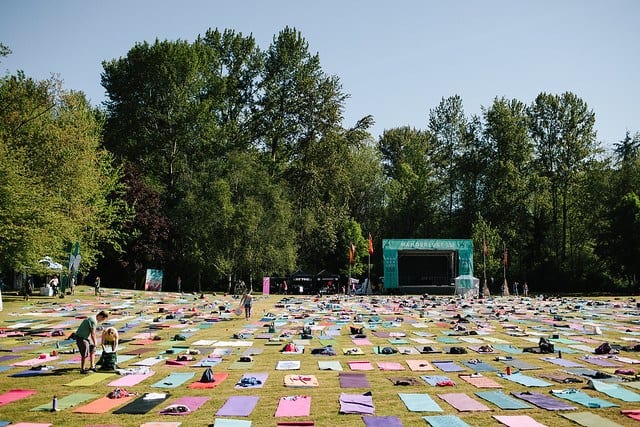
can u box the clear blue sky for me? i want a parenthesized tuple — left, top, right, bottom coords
(2, 0, 638, 149)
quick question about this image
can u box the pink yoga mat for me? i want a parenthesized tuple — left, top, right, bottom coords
(0, 389, 36, 406)
(275, 395, 312, 417)
(11, 355, 59, 366)
(108, 371, 155, 387)
(438, 393, 491, 411)
(493, 415, 548, 427)
(348, 361, 374, 371)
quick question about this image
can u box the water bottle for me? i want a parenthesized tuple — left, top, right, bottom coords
(506, 366, 511, 375)
(51, 395, 58, 412)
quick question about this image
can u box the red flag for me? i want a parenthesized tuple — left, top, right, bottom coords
(483, 236, 488, 257)
(349, 243, 355, 265)
(368, 234, 374, 255)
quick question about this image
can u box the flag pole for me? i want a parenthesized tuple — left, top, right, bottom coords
(502, 242, 509, 297)
(482, 234, 489, 297)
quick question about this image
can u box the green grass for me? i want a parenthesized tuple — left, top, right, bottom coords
(0, 287, 637, 426)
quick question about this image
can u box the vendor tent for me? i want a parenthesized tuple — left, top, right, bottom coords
(454, 275, 479, 297)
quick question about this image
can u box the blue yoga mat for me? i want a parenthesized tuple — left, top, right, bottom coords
(399, 393, 443, 412)
(498, 372, 551, 387)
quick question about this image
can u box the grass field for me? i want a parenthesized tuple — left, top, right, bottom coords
(0, 286, 638, 426)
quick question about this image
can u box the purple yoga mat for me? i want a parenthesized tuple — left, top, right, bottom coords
(512, 392, 577, 410)
(0, 355, 20, 363)
(339, 372, 371, 388)
(216, 395, 259, 416)
(438, 393, 491, 411)
(582, 356, 620, 367)
(160, 396, 210, 414)
(433, 361, 466, 372)
(275, 395, 311, 417)
(339, 392, 374, 414)
(362, 415, 403, 427)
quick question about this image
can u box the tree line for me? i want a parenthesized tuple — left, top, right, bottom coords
(1, 27, 638, 294)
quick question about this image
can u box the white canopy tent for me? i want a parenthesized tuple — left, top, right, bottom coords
(454, 275, 480, 298)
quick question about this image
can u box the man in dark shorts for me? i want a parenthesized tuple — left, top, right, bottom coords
(74, 310, 108, 373)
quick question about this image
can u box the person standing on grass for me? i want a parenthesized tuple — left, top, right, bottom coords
(74, 310, 108, 373)
(94, 276, 101, 296)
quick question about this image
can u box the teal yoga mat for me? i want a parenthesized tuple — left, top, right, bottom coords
(551, 389, 618, 408)
(423, 415, 470, 427)
(475, 390, 533, 410)
(398, 393, 443, 412)
(151, 372, 195, 388)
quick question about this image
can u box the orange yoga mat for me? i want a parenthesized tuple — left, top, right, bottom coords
(72, 394, 136, 414)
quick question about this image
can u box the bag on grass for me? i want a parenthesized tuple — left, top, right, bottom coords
(200, 367, 215, 383)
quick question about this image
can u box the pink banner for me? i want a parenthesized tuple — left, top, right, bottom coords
(262, 277, 270, 295)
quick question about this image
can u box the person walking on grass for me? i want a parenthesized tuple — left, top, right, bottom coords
(74, 310, 108, 374)
(240, 291, 253, 320)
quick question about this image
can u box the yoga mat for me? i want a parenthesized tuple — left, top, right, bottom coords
(512, 391, 577, 410)
(362, 415, 403, 427)
(501, 359, 541, 370)
(277, 422, 315, 427)
(132, 357, 165, 366)
(216, 395, 259, 416)
(151, 372, 195, 388)
(213, 419, 252, 427)
(159, 396, 210, 414)
(348, 361, 374, 371)
(318, 360, 342, 371)
(192, 357, 222, 367)
(582, 356, 621, 368)
(274, 395, 311, 417)
(437, 393, 491, 411)
(113, 392, 170, 414)
(339, 392, 374, 414)
(551, 389, 618, 408)
(139, 422, 180, 427)
(377, 362, 404, 371)
(234, 372, 269, 389)
(108, 371, 155, 387)
(31, 393, 98, 411)
(422, 415, 470, 427)
(398, 393, 443, 412)
(72, 394, 136, 413)
(390, 376, 421, 386)
(276, 360, 300, 370)
(432, 361, 466, 372)
(339, 372, 370, 388)
(493, 415, 548, 427)
(493, 345, 522, 354)
(560, 412, 624, 427)
(189, 372, 229, 389)
(421, 375, 454, 386)
(406, 360, 435, 371)
(542, 357, 584, 368)
(462, 360, 498, 372)
(475, 390, 532, 410)
(64, 372, 115, 387)
(0, 389, 36, 406)
(12, 355, 59, 366)
(284, 374, 319, 387)
(459, 373, 502, 388)
(538, 371, 583, 384)
(497, 372, 551, 387)
(4, 424, 51, 427)
(588, 379, 640, 402)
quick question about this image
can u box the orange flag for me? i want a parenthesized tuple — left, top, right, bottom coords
(349, 243, 355, 265)
(368, 234, 374, 255)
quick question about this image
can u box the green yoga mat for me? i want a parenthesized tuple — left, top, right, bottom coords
(475, 390, 532, 410)
(423, 415, 470, 427)
(560, 411, 624, 427)
(31, 393, 98, 411)
(64, 372, 115, 387)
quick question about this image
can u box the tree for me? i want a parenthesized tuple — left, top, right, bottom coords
(0, 72, 127, 273)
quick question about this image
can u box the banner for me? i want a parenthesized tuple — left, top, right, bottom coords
(144, 269, 163, 291)
(262, 276, 270, 295)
